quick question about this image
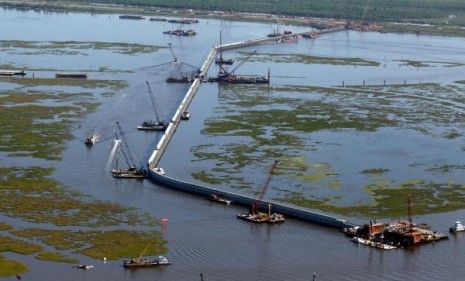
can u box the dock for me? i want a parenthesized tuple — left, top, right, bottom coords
(146, 28, 353, 229)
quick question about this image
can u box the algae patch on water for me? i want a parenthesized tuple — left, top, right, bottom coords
(0, 77, 127, 90)
(0, 236, 42, 255)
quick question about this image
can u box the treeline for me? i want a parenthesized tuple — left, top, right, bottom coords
(60, 0, 465, 23)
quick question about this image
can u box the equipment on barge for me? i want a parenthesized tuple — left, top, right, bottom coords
(138, 81, 167, 131)
(237, 160, 284, 223)
(123, 242, 171, 269)
(209, 193, 232, 205)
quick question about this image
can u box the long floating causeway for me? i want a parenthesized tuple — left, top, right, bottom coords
(147, 28, 354, 229)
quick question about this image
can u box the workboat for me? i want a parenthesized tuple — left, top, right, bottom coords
(85, 136, 95, 146)
(138, 121, 167, 131)
(180, 111, 190, 120)
(123, 255, 171, 268)
(209, 194, 231, 205)
(450, 220, 465, 233)
(351, 237, 396, 250)
(75, 265, 94, 270)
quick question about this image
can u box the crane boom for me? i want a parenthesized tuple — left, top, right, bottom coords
(168, 43, 179, 63)
(230, 50, 257, 74)
(250, 160, 279, 214)
(145, 81, 162, 123)
(115, 121, 136, 169)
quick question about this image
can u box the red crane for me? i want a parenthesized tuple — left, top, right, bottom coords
(249, 160, 279, 215)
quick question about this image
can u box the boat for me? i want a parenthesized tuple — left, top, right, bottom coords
(153, 167, 165, 175)
(75, 265, 94, 270)
(163, 29, 197, 36)
(180, 111, 190, 120)
(85, 135, 95, 146)
(119, 15, 144, 20)
(351, 237, 396, 250)
(215, 58, 234, 65)
(123, 255, 171, 269)
(166, 76, 193, 83)
(150, 17, 167, 21)
(167, 19, 198, 24)
(209, 194, 231, 205)
(0, 70, 26, 76)
(112, 168, 146, 179)
(237, 212, 285, 223)
(450, 220, 465, 233)
(55, 73, 87, 79)
(137, 121, 167, 131)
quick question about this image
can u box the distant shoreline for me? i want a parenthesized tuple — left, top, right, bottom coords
(2, 0, 465, 38)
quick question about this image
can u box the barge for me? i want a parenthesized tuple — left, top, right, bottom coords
(0, 70, 26, 76)
(112, 168, 146, 179)
(55, 73, 87, 79)
(119, 15, 144, 20)
(123, 256, 171, 269)
(138, 121, 167, 131)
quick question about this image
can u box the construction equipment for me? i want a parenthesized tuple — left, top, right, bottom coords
(237, 160, 284, 223)
(215, 31, 234, 65)
(209, 50, 270, 84)
(138, 81, 167, 131)
(137, 43, 200, 83)
(123, 241, 171, 268)
(110, 121, 146, 179)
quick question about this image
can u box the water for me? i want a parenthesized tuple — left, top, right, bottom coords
(2, 7, 465, 281)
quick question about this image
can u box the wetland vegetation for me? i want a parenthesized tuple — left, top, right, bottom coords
(0, 51, 165, 277)
(191, 82, 465, 218)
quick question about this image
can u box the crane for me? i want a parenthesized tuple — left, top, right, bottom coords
(215, 30, 234, 65)
(138, 81, 167, 131)
(250, 160, 279, 215)
(115, 121, 136, 170)
(237, 160, 284, 223)
(218, 50, 258, 79)
(138, 43, 199, 74)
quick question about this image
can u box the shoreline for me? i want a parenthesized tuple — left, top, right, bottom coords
(2, 0, 465, 38)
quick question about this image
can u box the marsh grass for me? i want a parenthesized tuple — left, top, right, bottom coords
(35, 251, 79, 263)
(0, 40, 165, 55)
(14, 229, 167, 260)
(0, 256, 28, 278)
(238, 52, 381, 66)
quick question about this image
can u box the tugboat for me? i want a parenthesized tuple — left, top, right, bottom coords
(85, 135, 96, 146)
(123, 255, 171, 268)
(450, 220, 465, 233)
(209, 193, 232, 205)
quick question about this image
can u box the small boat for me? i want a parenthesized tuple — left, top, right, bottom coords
(180, 111, 190, 120)
(137, 121, 167, 131)
(209, 193, 231, 205)
(75, 265, 94, 270)
(123, 255, 171, 268)
(85, 136, 95, 146)
(450, 220, 465, 233)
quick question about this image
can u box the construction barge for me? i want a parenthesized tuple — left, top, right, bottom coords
(0, 70, 26, 76)
(119, 15, 144, 20)
(345, 220, 448, 249)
